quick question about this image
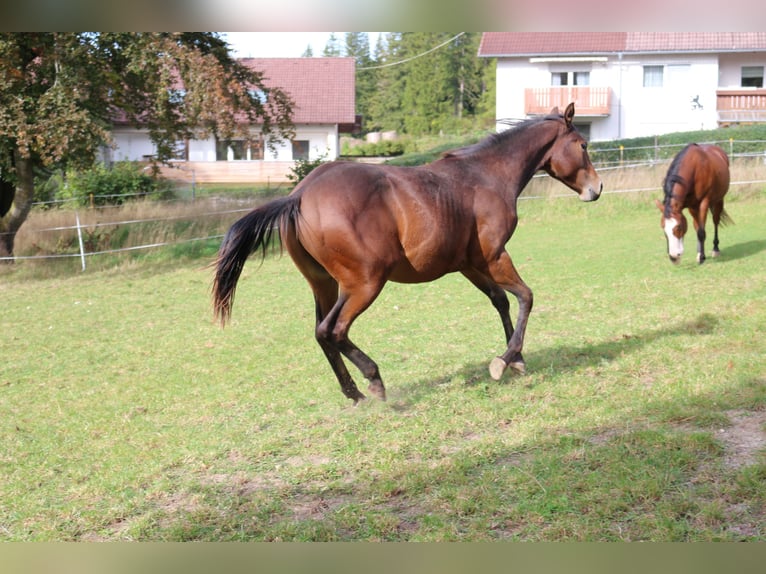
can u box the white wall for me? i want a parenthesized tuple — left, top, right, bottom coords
(111, 129, 158, 161)
(617, 54, 719, 138)
(494, 52, 727, 141)
(110, 125, 341, 163)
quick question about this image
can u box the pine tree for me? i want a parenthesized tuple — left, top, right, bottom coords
(365, 33, 406, 133)
(365, 32, 494, 136)
(345, 33, 375, 132)
(323, 33, 342, 57)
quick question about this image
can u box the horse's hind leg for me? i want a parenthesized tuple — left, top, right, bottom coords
(711, 201, 724, 257)
(318, 282, 388, 401)
(313, 284, 366, 404)
(284, 229, 366, 403)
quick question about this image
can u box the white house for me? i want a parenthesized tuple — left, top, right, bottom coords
(109, 57, 358, 183)
(478, 33, 766, 141)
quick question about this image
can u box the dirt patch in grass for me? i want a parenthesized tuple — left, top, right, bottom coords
(717, 409, 766, 469)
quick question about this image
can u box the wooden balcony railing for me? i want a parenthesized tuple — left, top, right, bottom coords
(716, 89, 766, 124)
(525, 87, 611, 117)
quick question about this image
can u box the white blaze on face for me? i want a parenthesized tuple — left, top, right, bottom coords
(663, 216, 684, 258)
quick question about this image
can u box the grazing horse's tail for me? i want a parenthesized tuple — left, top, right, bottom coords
(212, 195, 301, 325)
(719, 207, 734, 227)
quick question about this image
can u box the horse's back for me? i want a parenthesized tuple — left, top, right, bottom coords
(701, 144, 730, 199)
(684, 144, 730, 202)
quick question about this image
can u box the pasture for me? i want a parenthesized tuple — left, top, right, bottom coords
(1, 163, 765, 541)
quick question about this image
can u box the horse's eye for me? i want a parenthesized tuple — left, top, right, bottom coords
(581, 142, 587, 151)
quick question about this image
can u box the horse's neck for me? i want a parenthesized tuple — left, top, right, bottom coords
(498, 128, 558, 198)
(666, 176, 688, 214)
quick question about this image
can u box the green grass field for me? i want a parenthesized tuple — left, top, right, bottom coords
(2, 177, 765, 541)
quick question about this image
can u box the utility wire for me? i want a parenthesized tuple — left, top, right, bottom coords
(357, 32, 466, 70)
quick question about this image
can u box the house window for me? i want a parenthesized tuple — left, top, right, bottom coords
(643, 65, 664, 87)
(573, 71, 590, 86)
(551, 72, 568, 86)
(292, 140, 310, 161)
(741, 66, 764, 88)
(551, 71, 590, 86)
(215, 138, 264, 161)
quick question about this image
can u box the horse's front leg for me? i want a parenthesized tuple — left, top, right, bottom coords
(690, 205, 709, 264)
(486, 251, 533, 380)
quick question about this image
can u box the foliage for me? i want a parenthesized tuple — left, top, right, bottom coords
(588, 124, 766, 164)
(56, 161, 174, 207)
(286, 154, 328, 186)
(343, 32, 495, 136)
(385, 122, 766, 168)
(341, 139, 405, 157)
(0, 32, 295, 257)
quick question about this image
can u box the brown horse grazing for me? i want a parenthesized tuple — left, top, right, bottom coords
(213, 103, 602, 404)
(655, 143, 732, 265)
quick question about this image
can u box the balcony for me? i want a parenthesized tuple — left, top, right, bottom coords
(525, 87, 611, 117)
(716, 89, 766, 125)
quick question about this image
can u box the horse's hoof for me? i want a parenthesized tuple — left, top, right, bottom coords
(367, 381, 387, 401)
(351, 392, 367, 406)
(489, 357, 507, 381)
(508, 360, 526, 375)
(712, 250, 720, 258)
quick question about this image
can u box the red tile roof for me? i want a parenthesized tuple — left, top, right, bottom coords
(479, 32, 766, 56)
(241, 57, 356, 125)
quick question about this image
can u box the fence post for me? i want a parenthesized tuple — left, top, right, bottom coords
(729, 137, 734, 158)
(619, 145, 624, 166)
(75, 211, 86, 272)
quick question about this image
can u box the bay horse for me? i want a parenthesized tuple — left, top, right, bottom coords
(655, 143, 731, 264)
(213, 103, 602, 404)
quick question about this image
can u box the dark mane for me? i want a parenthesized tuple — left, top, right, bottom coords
(662, 143, 696, 212)
(442, 112, 565, 160)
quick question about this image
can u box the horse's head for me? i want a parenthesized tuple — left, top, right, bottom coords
(655, 199, 688, 264)
(542, 103, 603, 202)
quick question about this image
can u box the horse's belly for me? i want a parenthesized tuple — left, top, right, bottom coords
(388, 253, 461, 283)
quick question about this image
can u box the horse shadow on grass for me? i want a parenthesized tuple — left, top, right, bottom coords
(719, 239, 766, 262)
(392, 312, 721, 408)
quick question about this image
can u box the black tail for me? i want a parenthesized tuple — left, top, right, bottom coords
(213, 195, 301, 325)
(719, 207, 734, 227)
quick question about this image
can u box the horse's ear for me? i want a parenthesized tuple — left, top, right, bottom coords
(564, 102, 575, 126)
(654, 198, 664, 213)
(549, 106, 560, 115)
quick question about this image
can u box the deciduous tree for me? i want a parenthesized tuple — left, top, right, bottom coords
(0, 32, 294, 259)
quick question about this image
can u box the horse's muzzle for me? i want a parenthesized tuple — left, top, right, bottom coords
(579, 182, 602, 202)
(669, 254, 680, 265)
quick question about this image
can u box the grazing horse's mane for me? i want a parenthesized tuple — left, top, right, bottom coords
(662, 143, 697, 214)
(441, 113, 567, 160)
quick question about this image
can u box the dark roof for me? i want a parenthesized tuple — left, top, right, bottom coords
(241, 57, 356, 125)
(478, 32, 766, 57)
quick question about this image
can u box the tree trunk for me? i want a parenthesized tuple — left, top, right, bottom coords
(0, 153, 36, 262)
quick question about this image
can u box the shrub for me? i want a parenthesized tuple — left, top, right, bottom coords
(55, 161, 174, 207)
(287, 154, 328, 186)
(341, 139, 405, 157)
